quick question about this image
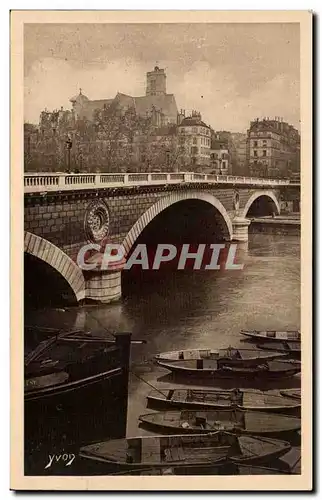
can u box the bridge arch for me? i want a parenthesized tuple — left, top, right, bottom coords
(242, 191, 280, 218)
(24, 231, 85, 302)
(122, 191, 233, 254)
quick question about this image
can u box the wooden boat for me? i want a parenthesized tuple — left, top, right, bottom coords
(157, 359, 301, 379)
(147, 388, 301, 414)
(79, 432, 291, 469)
(155, 347, 286, 366)
(240, 330, 300, 342)
(280, 388, 301, 400)
(257, 341, 301, 359)
(139, 409, 301, 437)
(24, 327, 134, 474)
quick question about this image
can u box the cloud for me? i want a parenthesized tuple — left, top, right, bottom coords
(24, 57, 147, 122)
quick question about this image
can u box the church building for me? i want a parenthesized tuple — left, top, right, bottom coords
(69, 66, 178, 127)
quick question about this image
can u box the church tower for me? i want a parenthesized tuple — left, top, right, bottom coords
(146, 66, 166, 96)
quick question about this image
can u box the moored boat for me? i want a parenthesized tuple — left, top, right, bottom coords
(240, 330, 300, 342)
(155, 347, 287, 366)
(139, 409, 301, 437)
(257, 341, 301, 359)
(147, 388, 301, 414)
(157, 359, 301, 379)
(79, 432, 291, 470)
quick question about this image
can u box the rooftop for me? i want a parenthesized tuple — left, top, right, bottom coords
(179, 116, 210, 129)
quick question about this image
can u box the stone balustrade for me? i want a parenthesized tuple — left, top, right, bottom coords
(24, 171, 296, 194)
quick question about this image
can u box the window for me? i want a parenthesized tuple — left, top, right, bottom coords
(253, 150, 258, 157)
(263, 150, 267, 157)
(253, 141, 258, 147)
(263, 140, 267, 146)
(193, 137, 197, 144)
(192, 127, 197, 133)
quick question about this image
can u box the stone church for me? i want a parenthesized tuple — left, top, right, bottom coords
(69, 66, 178, 127)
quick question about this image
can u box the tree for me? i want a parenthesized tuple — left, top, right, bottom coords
(134, 126, 185, 172)
(91, 101, 149, 171)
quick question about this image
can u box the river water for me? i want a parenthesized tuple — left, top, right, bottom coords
(25, 232, 301, 438)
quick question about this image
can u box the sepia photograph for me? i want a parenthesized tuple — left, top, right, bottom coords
(11, 10, 312, 491)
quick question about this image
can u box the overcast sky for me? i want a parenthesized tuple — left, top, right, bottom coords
(24, 23, 300, 132)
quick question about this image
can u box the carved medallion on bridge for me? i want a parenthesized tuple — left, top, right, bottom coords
(84, 199, 110, 242)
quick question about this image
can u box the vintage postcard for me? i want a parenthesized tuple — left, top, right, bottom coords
(11, 10, 312, 491)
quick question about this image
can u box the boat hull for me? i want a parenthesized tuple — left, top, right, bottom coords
(157, 360, 301, 379)
(79, 433, 291, 470)
(147, 389, 301, 415)
(139, 410, 301, 438)
(155, 348, 286, 366)
(257, 342, 301, 360)
(240, 330, 301, 342)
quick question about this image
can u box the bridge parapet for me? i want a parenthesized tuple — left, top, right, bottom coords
(24, 172, 297, 194)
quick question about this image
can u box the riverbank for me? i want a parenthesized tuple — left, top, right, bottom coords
(249, 214, 300, 236)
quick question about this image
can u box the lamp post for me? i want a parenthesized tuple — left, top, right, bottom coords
(65, 136, 73, 172)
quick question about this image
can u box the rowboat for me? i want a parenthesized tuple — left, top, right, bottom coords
(280, 388, 301, 400)
(79, 432, 291, 469)
(257, 341, 301, 359)
(240, 330, 300, 342)
(139, 410, 300, 437)
(157, 359, 301, 379)
(147, 388, 301, 414)
(155, 347, 287, 366)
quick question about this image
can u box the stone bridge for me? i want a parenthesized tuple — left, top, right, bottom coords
(24, 172, 300, 305)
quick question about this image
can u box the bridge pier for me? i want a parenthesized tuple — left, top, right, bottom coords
(84, 269, 122, 303)
(231, 217, 251, 243)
